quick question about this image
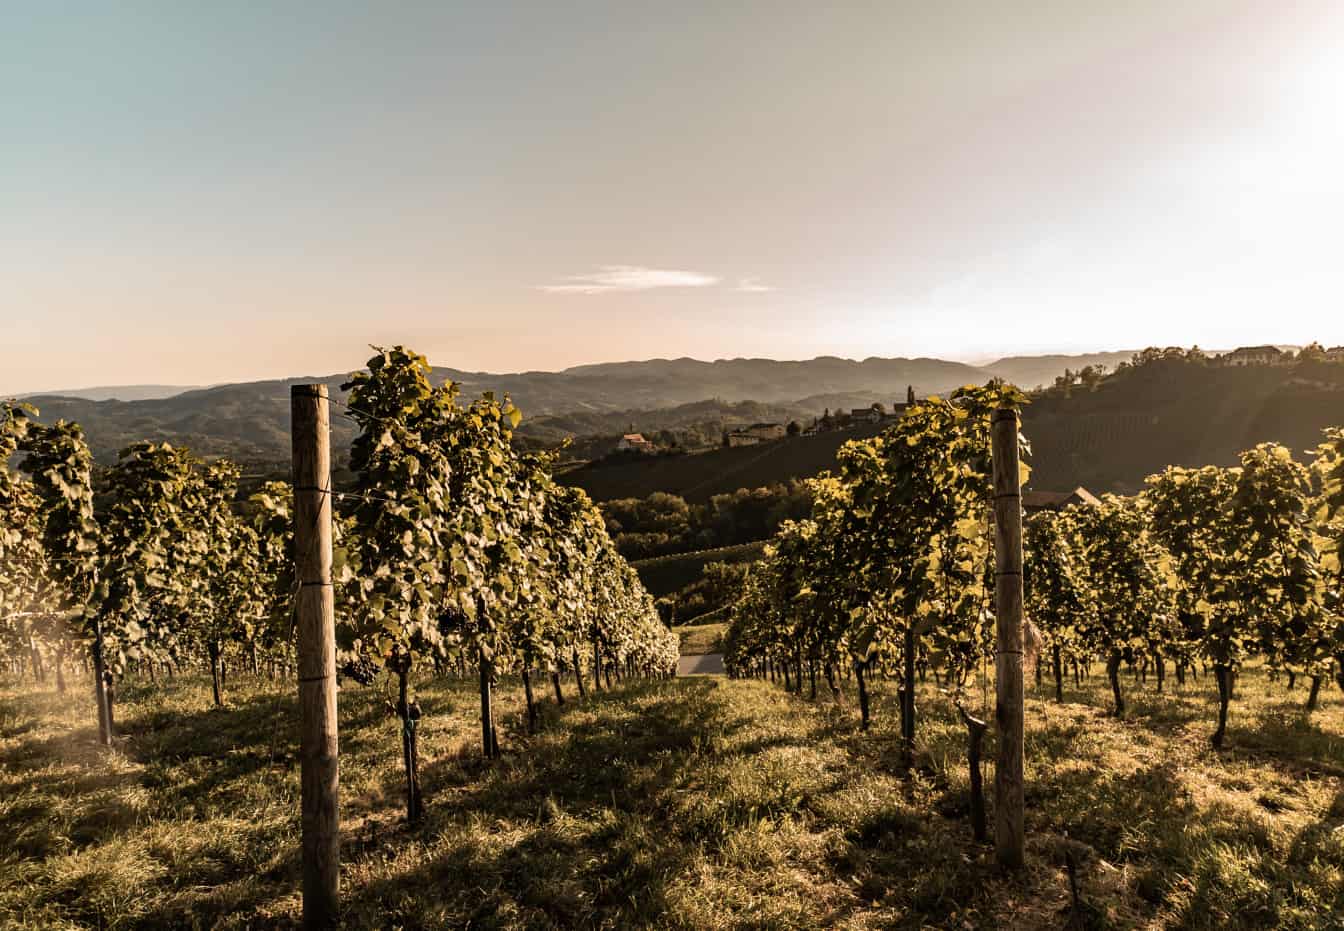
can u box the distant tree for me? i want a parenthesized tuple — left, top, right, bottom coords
(701, 561, 750, 607)
(1299, 341, 1326, 363)
(603, 492, 694, 557)
(786, 420, 802, 437)
(1078, 364, 1107, 390)
(1125, 345, 1213, 371)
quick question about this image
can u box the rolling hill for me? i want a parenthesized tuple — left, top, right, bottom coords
(560, 359, 1344, 501)
(13, 352, 1122, 463)
(982, 351, 1140, 388)
(19, 384, 201, 402)
(1022, 357, 1344, 492)
(18, 351, 1329, 498)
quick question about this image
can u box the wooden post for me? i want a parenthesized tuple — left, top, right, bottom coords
(90, 615, 112, 746)
(291, 385, 340, 928)
(991, 406, 1025, 869)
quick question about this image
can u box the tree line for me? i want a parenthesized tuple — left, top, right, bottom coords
(601, 480, 813, 560)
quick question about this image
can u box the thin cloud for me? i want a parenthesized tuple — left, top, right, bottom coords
(539, 265, 719, 294)
(735, 277, 776, 293)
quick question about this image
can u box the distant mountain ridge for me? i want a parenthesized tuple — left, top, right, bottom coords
(435, 355, 989, 413)
(982, 352, 1140, 389)
(13, 351, 1141, 463)
(19, 384, 201, 403)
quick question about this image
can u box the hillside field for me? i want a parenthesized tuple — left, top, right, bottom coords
(564, 426, 887, 503)
(2, 665, 1342, 929)
(632, 542, 767, 597)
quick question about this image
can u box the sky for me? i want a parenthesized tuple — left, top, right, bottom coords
(4, 1, 1344, 394)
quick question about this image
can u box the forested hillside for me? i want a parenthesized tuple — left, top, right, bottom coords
(1024, 357, 1344, 492)
(565, 358, 1344, 500)
(24, 376, 351, 463)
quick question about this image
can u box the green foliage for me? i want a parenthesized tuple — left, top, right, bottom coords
(601, 480, 814, 559)
(1067, 496, 1174, 665)
(725, 381, 1031, 723)
(1024, 509, 1093, 671)
(1145, 442, 1344, 740)
(1, 345, 676, 756)
(726, 384, 1344, 744)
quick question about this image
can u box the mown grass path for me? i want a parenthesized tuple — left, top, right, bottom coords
(2, 665, 1342, 929)
(676, 654, 725, 676)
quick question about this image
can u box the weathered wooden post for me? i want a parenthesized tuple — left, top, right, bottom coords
(90, 614, 113, 745)
(991, 406, 1025, 869)
(291, 385, 340, 928)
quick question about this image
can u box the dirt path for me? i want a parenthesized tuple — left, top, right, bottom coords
(677, 653, 725, 676)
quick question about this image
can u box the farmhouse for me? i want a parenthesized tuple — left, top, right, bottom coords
(725, 422, 786, 446)
(1223, 345, 1285, 366)
(1022, 486, 1101, 513)
(850, 407, 882, 424)
(744, 422, 786, 440)
(615, 433, 655, 453)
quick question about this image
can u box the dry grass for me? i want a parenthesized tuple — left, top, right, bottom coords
(1, 661, 1341, 929)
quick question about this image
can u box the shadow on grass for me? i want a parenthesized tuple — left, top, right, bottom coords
(334, 678, 756, 928)
(6, 665, 1343, 930)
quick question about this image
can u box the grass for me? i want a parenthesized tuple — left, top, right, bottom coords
(632, 542, 766, 597)
(677, 622, 727, 656)
(677, 604, 730, 628)
(564, 423, 888, 504)
(1, 662, 1342, 929)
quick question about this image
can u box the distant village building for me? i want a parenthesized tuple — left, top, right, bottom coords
(725, 422, 786, 446)
(889, 385, 916, 417)
(802, 409, 836, 435)
(615, 433, 656, 453)
(805, 393, 918, 434)
(1224, 345, 1286, 366)
(1326, 346, 1344, 363)
(742, 423, 786, 440)
(1022, 487, 1101, 513)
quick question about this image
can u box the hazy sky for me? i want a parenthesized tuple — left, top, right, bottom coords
(5, 1, 1344, 393)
